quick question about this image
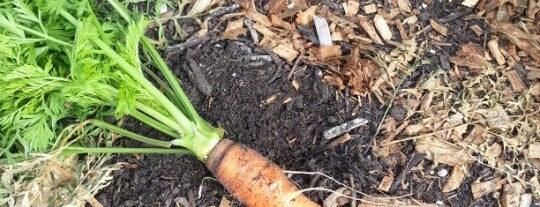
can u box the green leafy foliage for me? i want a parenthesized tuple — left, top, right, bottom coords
(0, 0, 223, 162)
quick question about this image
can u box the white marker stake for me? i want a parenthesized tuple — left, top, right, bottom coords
(313, 15, 333, 46)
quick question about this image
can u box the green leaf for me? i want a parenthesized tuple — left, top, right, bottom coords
(20, 113, 56, 151)
(12, 0, 40, 24)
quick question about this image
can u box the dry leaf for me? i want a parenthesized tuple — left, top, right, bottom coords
(296, 6, 318, 25)
(232, 0, 252, 10)
(416, 136, 474, 166)
(246, 10, 273, 27)
(323, 187, 351, 207)
(358, 196, 440, 207)
(491, 22, 540, 63)
(449, 43, 494, 73)
(264, 0, 287, 14)
(221, 18, 247, 40)
(443, 165, 467, 192)
(502, 182, 525, 207)
(472, 179, 506, 199)
(253, 22, 280, 40)
(530, 176, 540, 198)
(476, 104, 511, 132)
(188, 0, 219, 15)
(348, 58, 380, 95)
(404, 124, 427, 135)
(528, 142, 540, 158)
(270, 14, 293, 29)
(463, 125, 486, 145)
(485, 143, 502, 166)
(323, 75, 345, 90)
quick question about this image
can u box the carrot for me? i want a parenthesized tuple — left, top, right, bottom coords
(206, 139, 320, 207)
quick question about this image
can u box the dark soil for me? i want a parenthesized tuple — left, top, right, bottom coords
(94, 0, 512, 206)
(96, 37, 385, 206)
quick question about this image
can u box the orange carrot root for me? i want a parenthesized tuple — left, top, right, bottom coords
(206, 139, 320, 207)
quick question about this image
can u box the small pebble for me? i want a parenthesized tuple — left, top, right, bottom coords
(232, 73, 237, 77)
(287, 1, 295, 9)
(436, 200, 445, 205)
(315, 69, 323, 78)
(158, 4, 168, 14)
(437, 169, 448, 177)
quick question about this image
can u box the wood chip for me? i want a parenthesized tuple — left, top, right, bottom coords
(443, 165, 467, 192)
(331, 24, 345, 41)
(395, 19, 408, 40)
(397, 0, 412, 13)
(291, 79, 300, 90)
(429, 19, 447, 36)
(314, 45, 341, 61)
(472, 179, 506, 199)
(488, 38, 506, 65)
(219, 196, 232, 207)
(378, 173, 394, 192)
(272, 43, 299, 63)
(470, 24, 484, 36)
(343, 0, 360, 17)
(462, 0, 481, 7)
(87, 196, 104, 207)
(506, 70, 527, 92)
(327, 133, 352, 148)
(373, 14, 393, 41)
(358, 15, 384, 44)
(363, 4, 377, 14)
